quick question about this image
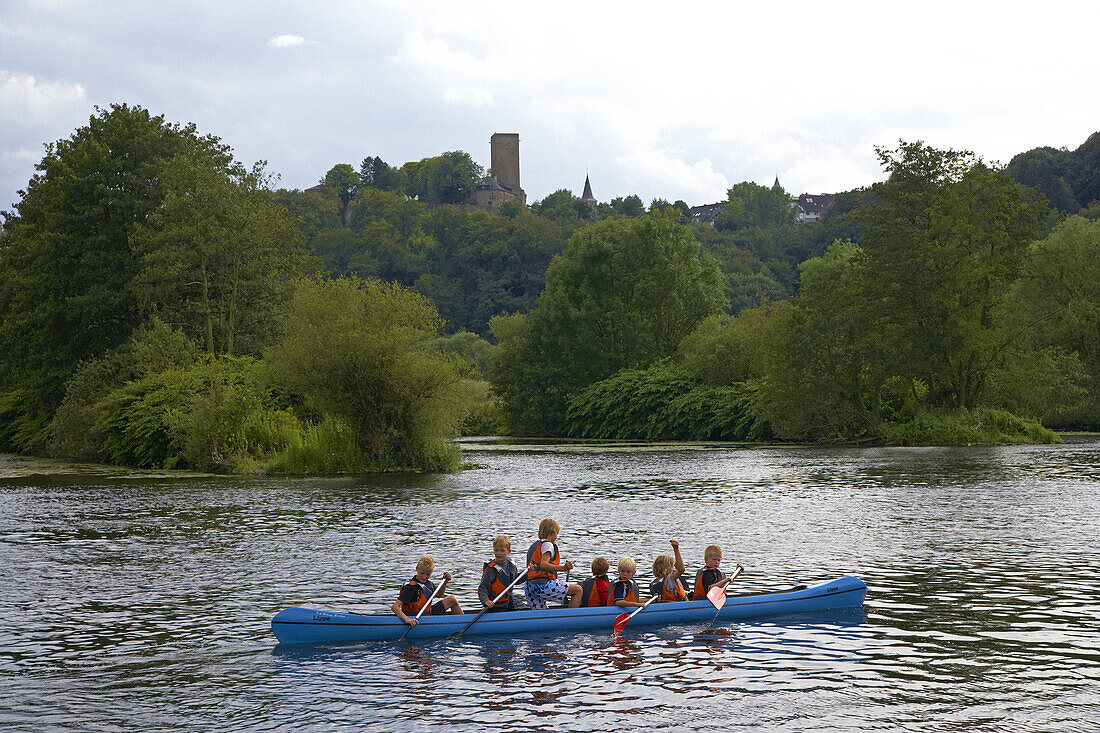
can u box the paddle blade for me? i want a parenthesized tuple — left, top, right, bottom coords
(706, 584, 727, 611)
(612, 611, 630, 635)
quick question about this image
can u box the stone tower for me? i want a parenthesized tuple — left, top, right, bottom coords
(490, 133, 525, 205)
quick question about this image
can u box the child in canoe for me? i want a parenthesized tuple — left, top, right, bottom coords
(649, 539, 689, 602)
(478, 535, 524, 612)
(391, 555, 463, 627)
(578, 557, 612, 607)
(525, 518, 583, 610)
(691, 544, 743, 599)
(612, 557, 644, 607)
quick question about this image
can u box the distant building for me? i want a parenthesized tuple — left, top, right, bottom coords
(689, 178, 836, 227)
(581, 174, 597, 206)
(475, 133, 526, 211)
(791, 193, 835, 225)
(689, 202, 725, 225)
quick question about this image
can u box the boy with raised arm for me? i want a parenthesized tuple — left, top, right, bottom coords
(650, 539, 689, 602)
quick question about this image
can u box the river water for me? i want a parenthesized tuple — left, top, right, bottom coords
(1, 439, 1099, 731)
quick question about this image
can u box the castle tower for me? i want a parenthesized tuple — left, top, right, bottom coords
(490, 133, 525, 205)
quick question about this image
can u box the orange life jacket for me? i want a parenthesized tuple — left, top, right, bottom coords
(651, 576, 689, 602)
(484, 561, 512, 604)
(612, 578, 641, 605)
(399, 577, 436, 615)
(579, 574, 611, 606)
(693, 567, 725, 599)
(526, 540, 560, 581)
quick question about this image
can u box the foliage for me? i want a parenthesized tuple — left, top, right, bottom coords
(530, 189, 598, 225)
(608, 194, 645, 217)
(754, 245, 887, 441)
(401, 151, 482, 205)
(1006, 146, 1079, 213)
(984, 346, 1090, 427)
(279, 188, 570, 337)
(676, 306, 776, 386)
(564, 363, 769, 440)
(265, 277, 468, 471)
(457, 379, 506, 436)
(48, 319, 200, 462)
(0, 104, 226, 452)
(94, 356, 291, 470)
(412, 208, 570, 334)
(857, 140, 1048, 410)
(263, 415, 365, 475)
(881, 407, 1059, 446)
(714, 181, 794, 232)
(131, 150, 313, 358)
(431, 331, 496, 377)
(1003, 215, 1100, 426)
(359, 156, 405, 193)
(491, 212, 726, 434)
(1006, 131, 1100, 213)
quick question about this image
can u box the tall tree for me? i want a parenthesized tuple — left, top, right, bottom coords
(400, 151, 482, 205)
(0, 104, 225, 451)
(266, 277, 468, 470)
(131, 151, 311, 358)
(324, 163, 359, 226)
(858, 141, 1048, 409)
(491, 212, 726, 434)
(359, 155, 404, 192)
(714, 181, 794, 232)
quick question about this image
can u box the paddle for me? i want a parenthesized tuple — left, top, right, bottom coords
(612, 593, 661, 636)
(399, 574, 450, 640)
(705, 563, 745, 611)
(450, 565, 532, 638)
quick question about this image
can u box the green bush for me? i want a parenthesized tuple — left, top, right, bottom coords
(265, 415, 365, 474)
(49, 319, 199, 462)
(564, 364, 769, 440)
(95, 356, 292, 470)
(266, 276, 470, 472)
(458, 379, 505, 436)
(882, 407, 1060, 446)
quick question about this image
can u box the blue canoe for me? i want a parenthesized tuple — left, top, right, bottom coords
(271, 575, 866, 644)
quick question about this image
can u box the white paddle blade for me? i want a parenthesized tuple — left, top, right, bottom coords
(706, 584, 727, 610)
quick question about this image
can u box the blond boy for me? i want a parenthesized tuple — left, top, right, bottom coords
(392, 555, 462, 627)
(650, 539, 689, 601)
(478, 535, 522, 612)
(524, 518, 583, 610)
(612, 556, 644, 607)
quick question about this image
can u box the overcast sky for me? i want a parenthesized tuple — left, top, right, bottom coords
(2, 1, 1099, 214)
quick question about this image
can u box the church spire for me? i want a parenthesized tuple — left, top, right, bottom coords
(581, 173, 596, 204)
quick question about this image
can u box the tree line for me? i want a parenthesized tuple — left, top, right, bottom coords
(2, 104, 1099, 473)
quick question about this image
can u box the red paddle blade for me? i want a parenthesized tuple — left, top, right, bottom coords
(612, 611, 630, 635)
(706, 584, 727, 610)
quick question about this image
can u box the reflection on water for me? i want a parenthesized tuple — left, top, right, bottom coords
(2, 441, 1100, 731)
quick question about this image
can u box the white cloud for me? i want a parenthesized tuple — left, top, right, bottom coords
(0, 71, 85, 121)
(267, 34, 304, 48)
(616, 148, 730, 204)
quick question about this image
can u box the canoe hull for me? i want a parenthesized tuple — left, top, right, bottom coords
(271, 575, 866, 644)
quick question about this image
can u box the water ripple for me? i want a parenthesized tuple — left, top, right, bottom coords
(2, 441, 1100, 731)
